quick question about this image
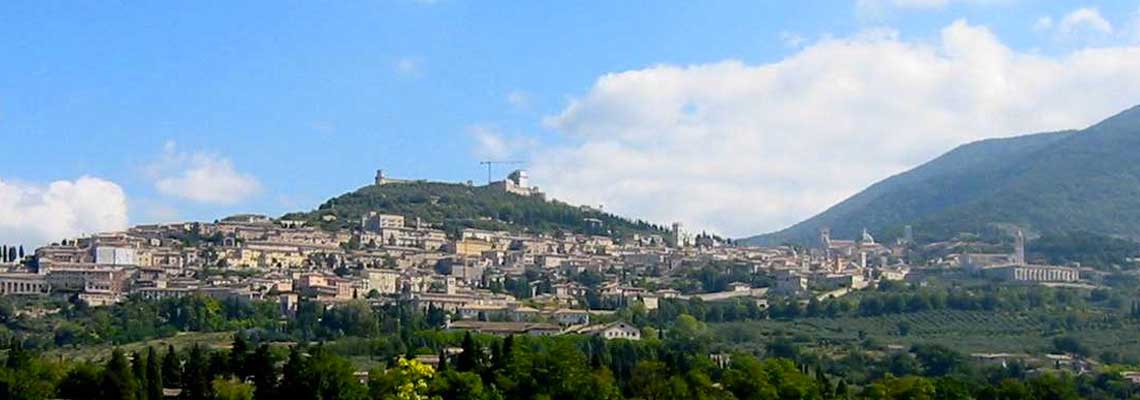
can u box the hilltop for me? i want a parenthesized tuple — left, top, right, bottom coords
(743, 104, 1140, 245)
(281, 180, 668, 238)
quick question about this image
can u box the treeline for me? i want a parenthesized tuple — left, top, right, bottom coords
(641, 283, 1119, 326)
(1029, 231, 1140, 269)
(1, 295, 447, 351)
(3, 327, 1139, 399)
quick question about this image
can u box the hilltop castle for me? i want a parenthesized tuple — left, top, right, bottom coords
(374, 169, 415, 186)
(487, 169, 544, 198)
(373, 169, 544, 199)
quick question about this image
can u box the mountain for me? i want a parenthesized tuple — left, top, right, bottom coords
(742, 104, 1140, 246)
(281, 181, 667, 238)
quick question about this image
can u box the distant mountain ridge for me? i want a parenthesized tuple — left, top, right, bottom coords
(282, 181, 668, 238)
(742, 104, 1140, 245)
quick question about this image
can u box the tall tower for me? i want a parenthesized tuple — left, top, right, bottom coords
(672, 222, 684, 248)
(819, 227, 831, 249)
(1014, 229, 1026, 265)
(374, 170, 385, 186)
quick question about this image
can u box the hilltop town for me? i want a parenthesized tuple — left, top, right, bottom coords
(0, 169, 1090, 341)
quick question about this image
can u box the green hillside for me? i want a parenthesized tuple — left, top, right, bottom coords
(281, 181, 668, 238)
(743, 104, 1140, 245)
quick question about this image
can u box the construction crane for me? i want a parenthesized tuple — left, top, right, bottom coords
(479, 160, 523, 184)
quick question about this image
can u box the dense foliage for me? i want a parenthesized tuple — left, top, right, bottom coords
(280, 182, 666, 238)
(1029, 231, 1140, 268)
(3, 324, 1140, 400)
(0, 295, 446, 351)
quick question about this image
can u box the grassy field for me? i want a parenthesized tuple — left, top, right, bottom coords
(713, 309, 1140, 360)
(43, 332, 237, 363)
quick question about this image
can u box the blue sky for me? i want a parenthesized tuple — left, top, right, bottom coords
(3, 1, 1140, 245)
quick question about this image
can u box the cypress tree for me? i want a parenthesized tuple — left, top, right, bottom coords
(182, 344, 211, 400)
(457, 332, 479, 372)
(162, 344, 181, 388)
(438, 347, 449, 371)
(102, 348, 137, 400)
(491, 339, 503, 371)
(146, 346, 163, 400)
(249, 344, 277, 400)
(207, 351, 229, 379)
(132, 351, 147, 400)
(280, 345, 311, 400)
(230, 333, 249, 380)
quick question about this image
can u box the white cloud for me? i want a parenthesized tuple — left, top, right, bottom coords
(1057, 7, 1113, 36)
(0, 177, 129, 246)
(148, 142, 261, 205)
(537, 20, 1140, 238)
(469, 125, 534, 160)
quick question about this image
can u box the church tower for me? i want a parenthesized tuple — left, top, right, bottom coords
(1014, 229, 1026, 265)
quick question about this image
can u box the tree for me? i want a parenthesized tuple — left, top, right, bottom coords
(430, 370, 486, 400)
(102, 348, 138, 400)
(723, 355, 778, 400)
(457, 332, 481, 372)
(866, 376, 935, 400)
(182, 344, 211, 400)
(1052, 336, 1089, 357)
(438, 348, 449, 372)
(249, 344, 277, 400)
(208, 351, 230, 381)
(370, 357, 436, 400)
(146, 347, 163, 400)
(230, 334, 249, 380)
(132, 351, 148, 400)
(280, 346, 316, 400)
(162, 345, 182, 388)
(212, 377, 254, 400)
(5, 339, 31, 370)
(670, 314, 706, 340)
(59, 362, 104, 400)
(630, 361, 672, 400)
(303, 346, 366, 400)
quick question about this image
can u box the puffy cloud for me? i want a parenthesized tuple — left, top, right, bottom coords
(0, 177, 129, 246)
(536, 20, 1140, 237)
(148, 142, 261, 205)
(1057, 7, 1113, 36)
